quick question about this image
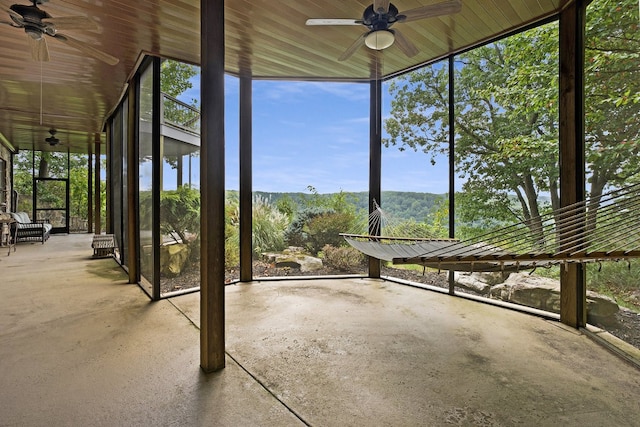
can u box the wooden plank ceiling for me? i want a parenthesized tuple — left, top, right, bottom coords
(0, 0, 568, 153)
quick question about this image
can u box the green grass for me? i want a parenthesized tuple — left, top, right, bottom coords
(533, 260, 640, 311)
(384, 262, 425, 273)
(587, 259, 640, 311)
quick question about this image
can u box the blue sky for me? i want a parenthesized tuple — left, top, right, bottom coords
(178, 75, 451, 194)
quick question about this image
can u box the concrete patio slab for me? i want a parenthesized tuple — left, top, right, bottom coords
(0, 235, 300, 426)
(2, 234, 640, 426)
(174, 279, 640, 426)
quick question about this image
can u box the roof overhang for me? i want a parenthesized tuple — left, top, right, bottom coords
(0, 0, 572, 153)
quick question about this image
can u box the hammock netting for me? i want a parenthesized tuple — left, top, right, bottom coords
(343, 183, 640, 272)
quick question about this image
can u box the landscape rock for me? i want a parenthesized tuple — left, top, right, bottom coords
(586, 292, 620, 325)
(491, 273, 562, 312)
(262, 247, 323, 273)
(453, 272, 493, 295)
(489, 273, 619, 322)
(160, 243, 190, 277)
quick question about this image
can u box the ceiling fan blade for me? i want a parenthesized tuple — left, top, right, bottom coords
(28, 35, 50, 61)
(306, 18, 361, 26)
(392, 29, 419, 58)
(42, 16, 99, 31)
(338, 32, 367, 61)
(373, 0, 391, 14)
(5, 5, 24, 26)
(399, 0, 462, 23)
(52, 33, 119, 65)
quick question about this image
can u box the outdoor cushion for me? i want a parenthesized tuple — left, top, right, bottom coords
(9, 212, 52, 243)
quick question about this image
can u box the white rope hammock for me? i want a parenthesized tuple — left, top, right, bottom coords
(343, 183, 640, 272)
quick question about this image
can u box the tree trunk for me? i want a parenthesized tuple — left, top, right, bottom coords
(521, 174, 545, 250)
(586, 174, 607, 242)
(38, 156, 49, 178)
(549, 178, 560, 213)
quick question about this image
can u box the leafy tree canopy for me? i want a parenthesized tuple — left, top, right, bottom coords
(384, 0, 639, 237)
(160, 60, 198, 100)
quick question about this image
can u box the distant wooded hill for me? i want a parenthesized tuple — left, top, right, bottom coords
(250, 191, 447, 222)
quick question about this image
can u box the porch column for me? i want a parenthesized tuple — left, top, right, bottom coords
(239, 73, 253, 282)
(177, 155, 183, 188)
(94, 133, 101, 234)
(559, 0, 586, 328)
(369, 75, 382, 278)
(200, 0, 226, 372)
(87, 140, 93, 233)
(105, 125, 112, 233)
(127, 83, 139, 285)
(152, 57, 162, 300)
(448, 55, 456, 295)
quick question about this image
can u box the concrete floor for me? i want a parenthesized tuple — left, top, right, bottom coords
(1, 234, 640, 426)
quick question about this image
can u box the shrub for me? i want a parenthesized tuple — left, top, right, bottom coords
(252, 195, 288, 256)
(160, 186, 200, 244)
(284, 207, 328, 249)
(158, 186, 201, 266)
(322, 244, 365, 271)
(587, 259, 640, 310)
(225, 195, 240, 269)
(306, 211, 358, 254)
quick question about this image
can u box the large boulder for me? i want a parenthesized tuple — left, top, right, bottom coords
(453, 272, 493, 295)
(489, 273, 619, 323)
(585, 292, 620, 325)
(262, 247, 324, 273)
(160, 243, 190, 277)
(490, 273, 562, 312)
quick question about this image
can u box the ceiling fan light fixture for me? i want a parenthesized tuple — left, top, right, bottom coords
(25, 27, 43, 40)
(365, 30, 395, 50)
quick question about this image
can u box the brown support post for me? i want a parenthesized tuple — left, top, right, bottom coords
(239, 73, 253, 282)
(447, 55, 456, 295)
(127, 84, 139, 285)
(158, 135, 164, 192)
(559, 0, 586, 328)
(105, 125, 112, 233)
(369, 75, 382, 278)
(177, 155, 183, 188)
(94, 133, 101, 235)
(87, 140, 93, 233)
(152, 57, 162, 300)
(200, 0, 226, 372)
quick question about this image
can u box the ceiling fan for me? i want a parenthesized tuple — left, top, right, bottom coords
(306, 0, 462, 61)
(45, 128, 59, 146)
(0, 0, 118, 65)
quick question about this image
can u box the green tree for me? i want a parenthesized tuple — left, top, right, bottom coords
(160, 186, 200, 245)
(160, 59, 200, 168)
(385, 0, 639, 240)
(13, 152, 101, 225)
(160, 60, 198, 98)
(284, 186, 361, 254)
(275, 194, 297, 220)
(583, 0, 640, 228)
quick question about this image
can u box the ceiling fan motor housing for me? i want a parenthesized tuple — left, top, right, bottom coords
(10, 3, 50, 23)
(10, 3, 53, 39)
(46, 128, 59, 146)
(362, 3, 400, 31)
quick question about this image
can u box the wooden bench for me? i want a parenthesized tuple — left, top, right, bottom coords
(92, 234, 116, 258)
